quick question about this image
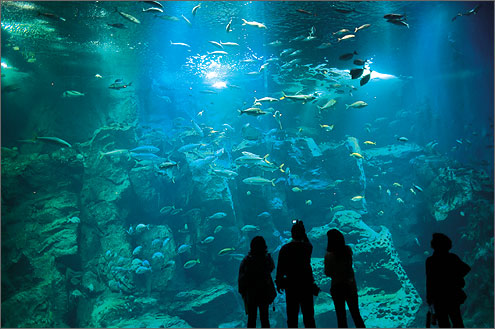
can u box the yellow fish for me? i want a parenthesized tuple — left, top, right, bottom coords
(350, 152, 364, 159)
(351, 195, 364, 201)
(393, 182, 402, 188)
(377, 210, 384, 216)
(364, 141, 376, 145)
(292, 187, 303, 192)
(396, 198, 404, 204)
(320, 124, 334, 132)
(305, 200, 312, 206)
(409, 188, 416, 195)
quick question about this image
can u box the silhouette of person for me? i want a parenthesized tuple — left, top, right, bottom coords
(238, 236, 277, 328)
(426, 233, 471, 328)
(276, 220, 317, 328)
(324, 229, 365, 328)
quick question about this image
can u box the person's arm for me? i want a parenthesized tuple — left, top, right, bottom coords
(324, 252, 335, 278)
(425, 257, 433, 305)
(275, 248, 286, 292)
(238, 258, 247, 296)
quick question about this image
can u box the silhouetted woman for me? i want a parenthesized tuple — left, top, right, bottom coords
(238, 236, 276, 328)
(324, 229, 365, 328)
(426, 233, 471, 327)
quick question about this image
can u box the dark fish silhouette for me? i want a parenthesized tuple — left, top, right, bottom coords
(350, 68, 364, 79)
(384, 13, 405, 20)
(360, 73, 371, 86)
(107, 23, 126, 29)
(296, 9, 316, 16)
(339, 50, 358, 60)
(353, 59, 366, 66)
(452, 4, 481, 21)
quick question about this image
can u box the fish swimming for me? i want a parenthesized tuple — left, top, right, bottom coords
(62, 90, 85, 97)
(184, 259, 200, 269)
(209, 41, 224, 49)
(345, 101, 368, 109)
(226, 18, 233, 32)
(115, 8, 141, 24)
(178, 143, 203, 153)
(208, 212, 227, 220)
(136, 224, 150, 232)
(109, 80, 132, 90)
(142, 7, 163, 13)
(280, 91, 317, 104)
(177, 244, 192, 254)
(36, 136, 72, 148)
(218, 248, 235, 256)
(107, 23, 126, 29)
(337, 34, 355, 42)
(273, 110, 283, 130)
(353, 59, 367, 66)
(241, 225, 260, 232)
(130, 153, 160, 161)
(360, 72, 371, 86)
(191, 120, 204, 137)
(242, 177, 276, 186)
(239, 108, 267, 116)
(384, 13, 405, 20)
(318, 99, 337, 112)
(354, 23, 371, 33)
(241, 19, 267, 29)
(170, 41, 191, 48)
(99, 149, 129, 159)
(182, 14, 192, 26)
(130, 146, 159, 153)
(296, 9, 316, 16)
(386, 19, 409, 28)
(213, 169, 239, 178)
(350, 68, 364, 79)
(192, 3, 201, 15)
(339, 51, 357, 60)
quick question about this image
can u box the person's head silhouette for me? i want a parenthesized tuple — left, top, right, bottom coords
(431, 233, 452, 253)
(250, 235, 268, 254)
(326, 229, 345, 252)
(291, 220, 306, 241)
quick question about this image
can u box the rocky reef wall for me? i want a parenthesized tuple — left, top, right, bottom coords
(1, 121, 493, 328)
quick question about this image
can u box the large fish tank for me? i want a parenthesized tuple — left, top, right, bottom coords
(1, 1, 493, 328)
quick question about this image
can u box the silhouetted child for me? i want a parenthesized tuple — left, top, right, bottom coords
(325, 229, 365, 328)
(238, 236, 276, 328)
(426, 233, 471, 328)
(276, 220, 317, 328)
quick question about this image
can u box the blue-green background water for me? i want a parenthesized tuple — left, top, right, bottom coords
(1, 1, 494, 328)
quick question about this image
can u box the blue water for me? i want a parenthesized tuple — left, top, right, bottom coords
(1, 1, 493, 328)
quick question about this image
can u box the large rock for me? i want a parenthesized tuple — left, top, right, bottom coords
(1, 149, 83, 327)
(308, 210, 422, 328)
(169, 278, 243, 327)
(426, 167, 491, 221)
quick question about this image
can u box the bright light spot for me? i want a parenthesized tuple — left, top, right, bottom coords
(1, 62, 8, 68)
(212, 81, 227, 89)
(370, 70, 397, 80)
(205, 71, 218, 79)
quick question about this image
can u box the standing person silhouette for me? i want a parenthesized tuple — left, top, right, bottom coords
(276, 220, 317, 328)
(238, 236, 277, 328)
(324, 229, 365, 328)
(426, 233, 471, 328)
